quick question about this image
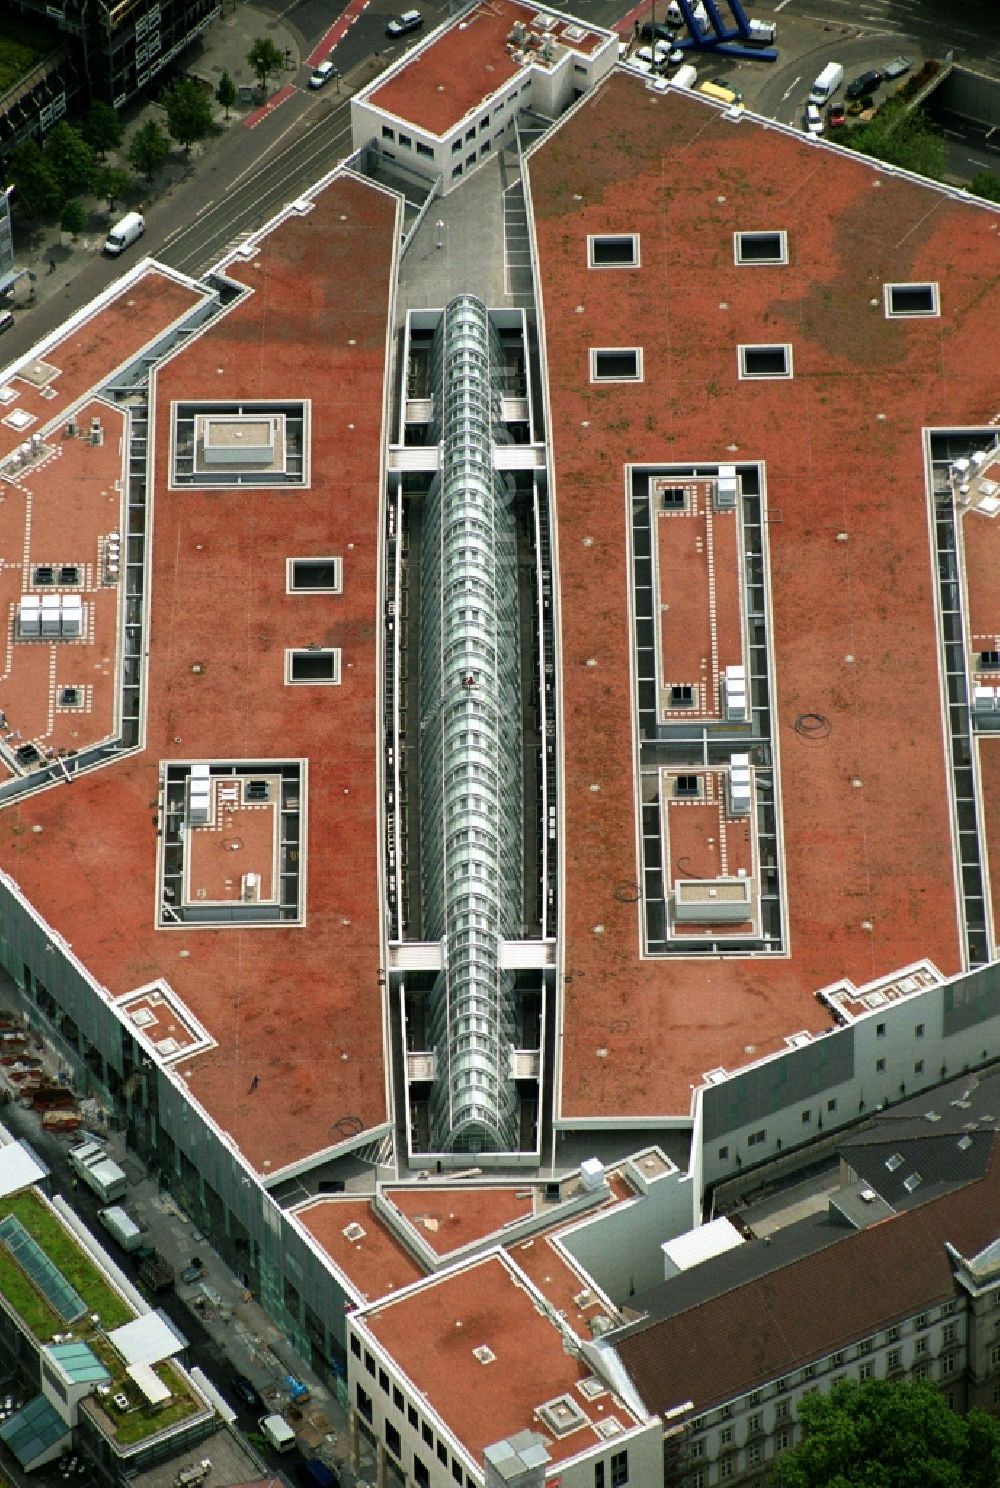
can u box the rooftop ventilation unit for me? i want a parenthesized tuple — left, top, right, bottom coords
(902, 1172, 923, 1193)
(563, 22, 585, 40)
(859, 1188, 877, 1203)
(727, 752, 752, 813)
(473, 1345, 496, 1364)
(723, 668, 748, 725)
(532, 12, 557, 28)
(537, 1393, 588, 1436)
(577, 1376, 606, 1401)
(885, 1152, 903, 1171)
(715, 464, 738, 509)
(573, 1289, 594, 1308)
(580, 1157, 605, 1191)
(588, 1314, 615, 1337)
(958, 1135, 973, 1151)
(342, 1222, 366, 1242)
(594, 1419, 623, 1439)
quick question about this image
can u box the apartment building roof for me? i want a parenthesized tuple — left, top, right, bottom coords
(525, 72, 1000, 1127)
(358, 1251, 644, 1466)
(613, 1136, 1000, 1417)
(367, 0, 609, 137)
(0, 171, 401, 1177)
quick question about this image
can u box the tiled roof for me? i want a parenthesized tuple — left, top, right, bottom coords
(613, 1139, 1000, 1415)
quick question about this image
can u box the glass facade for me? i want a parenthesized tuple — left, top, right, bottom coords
(418, 296, 523, 1153)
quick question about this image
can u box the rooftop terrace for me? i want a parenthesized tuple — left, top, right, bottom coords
(527, 74, 1000, 1123)
(0, 172, 402, 1175)
(368, 0, 609, 137)
(360, 1252, 642, 1466)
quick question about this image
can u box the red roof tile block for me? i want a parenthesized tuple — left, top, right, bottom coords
(0, 175, 402, 1176)
(360, 1253, 643, 1464)
(369, 0, 608, 137)
(528, 77, 1000, 1123)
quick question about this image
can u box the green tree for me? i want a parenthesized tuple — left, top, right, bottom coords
(7, 138, 61, 217)
(164, 77, 214, 153)
(969, 168, 1000, 203)
(216, 68, 237, 120)
(81, 101, 123, 160)
(839, 102, 946, 181)
(94, 164, 131, 213)
(128, 118, 169, 181)
(771, 1379, 1000, 1488)
(247, 36, 284, 95)
(59, 197, 86, 236)
(42, 121, 94, 203)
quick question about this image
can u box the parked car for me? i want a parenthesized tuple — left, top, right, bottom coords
(386, 9, 423, 36)
(827, 103, 846, 128)
(180, 1260, 205, 1284)
(0, 311, 13, 336)
(845, 70, 883, 100)
(883, 55, 912, 80)
(805, 103, 824, 136)
(309, 59, 339, 88)
(231, 1375, 264, 1412)
(639, 21, 675, 42)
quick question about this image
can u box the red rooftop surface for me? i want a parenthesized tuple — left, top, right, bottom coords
(0, 269, 207, 463)
(360, 1253, 642, 1463)
(527, 76, 1000, 1123)
(0, 174, 402, 1175)
(369, 0, 606, 137)
(383, 1184, 534, 1256)
(0, 399, 124, 765)
(296, 1198, 424, 1303)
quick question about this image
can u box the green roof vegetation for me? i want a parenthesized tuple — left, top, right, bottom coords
(0, 16, 55, 96)
(0, 1192, 207, 1447)
(0, 1191, 131, 1336)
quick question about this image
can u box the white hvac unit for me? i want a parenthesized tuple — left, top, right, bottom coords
(60, 595, 83, 638)
(240, 872, 260, 904)
(40, 594, 61, 636)
(580, 1157, 606, 1191)
(727, 752, 752, 816)
(17, 597, 41, 637)
(974, 685, 1000, 716)
(715, 463, 738, 509)
(723, 663, 748, 722)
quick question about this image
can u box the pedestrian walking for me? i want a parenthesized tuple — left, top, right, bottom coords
(48, 258, 56, 274)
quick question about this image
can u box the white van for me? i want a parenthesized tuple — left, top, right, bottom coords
(103, 212, 145, 257)
(809, 62, 843, 106)
(671, 63, 697, 90)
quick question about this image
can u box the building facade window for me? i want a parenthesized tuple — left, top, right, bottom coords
(590, 347, 643, 382)
(611, 1450, 629, 1487)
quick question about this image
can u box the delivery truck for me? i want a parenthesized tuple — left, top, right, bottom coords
(98, 1205, 142, 1253)
(259, 1415, 296, 1454)
(68, 1140, 127, 1202)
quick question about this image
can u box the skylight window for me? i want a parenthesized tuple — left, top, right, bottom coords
(287, 558, 342, 594)
(591, 347, 643, 382)
(734, 231, 787, 265)
(285, 648, 341, 685)
(884, 282, 939, 318)
(588, 234, 640, 268)
(739, 344, 793, 380)
(902, 1171, 923, 1193)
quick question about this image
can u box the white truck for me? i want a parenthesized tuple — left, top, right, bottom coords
(69, 1140, 127, 1203)
(98, 1205, 142, 1253)
(809, 61, 844, 106)
(259, 1414, 296, 1454)
(103, 211, 145, 257)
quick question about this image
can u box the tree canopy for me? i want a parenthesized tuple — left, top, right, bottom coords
(969, 169, 1000, 204)
(838, 102, 946, 182)
(7, 138, 61, 217)
(164, 77, 214, 152)
(216, 69, 237, 118)
(770, 1379, 1000, 1488)
(128, 118, 170, 181)
(81, 101, 123, 159)
(247, 37, 284, 93)
(42, 121, 95, 201)
(59, 197, 85, 236)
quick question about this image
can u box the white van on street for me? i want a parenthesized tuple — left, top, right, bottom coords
(103, 212, 145, 257)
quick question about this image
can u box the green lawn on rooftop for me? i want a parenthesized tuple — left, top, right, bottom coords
(0, 16, 54, 95)
(0, 1190, 132, 1335)
(0, 1192, 206, 1445)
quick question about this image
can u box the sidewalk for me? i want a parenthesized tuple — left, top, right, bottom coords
(6, 1, 305, 328)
